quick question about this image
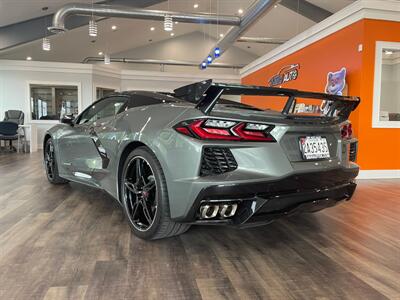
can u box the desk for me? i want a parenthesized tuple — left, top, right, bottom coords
(18, 124, 38, 153)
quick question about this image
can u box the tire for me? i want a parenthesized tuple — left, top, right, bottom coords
(120, 146, 190, 240)
(44, 138, 68, 184)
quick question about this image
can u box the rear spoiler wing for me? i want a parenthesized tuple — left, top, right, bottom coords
(173, 79, 360, 121)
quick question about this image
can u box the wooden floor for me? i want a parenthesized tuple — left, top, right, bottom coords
(0, 152, 399, 300)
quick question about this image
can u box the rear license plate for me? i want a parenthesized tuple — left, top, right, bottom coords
(299, 136, 330, 160)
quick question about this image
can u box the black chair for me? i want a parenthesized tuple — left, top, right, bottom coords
(4, 110, 24, 125)
(3, 110, 26, 152)
(0, 121, 19, 152)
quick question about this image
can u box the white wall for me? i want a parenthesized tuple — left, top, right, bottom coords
(0, 61, 94, 145)
(0, 60, 240, 149)
(92, 67, 122, 101)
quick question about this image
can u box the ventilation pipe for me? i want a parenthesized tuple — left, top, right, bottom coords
(237, 37, 287, 45)
(48, 3, 241, 33)
(81, 57, 245, 69)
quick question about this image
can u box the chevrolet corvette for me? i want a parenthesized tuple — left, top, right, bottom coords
(43, 80, 360, 240)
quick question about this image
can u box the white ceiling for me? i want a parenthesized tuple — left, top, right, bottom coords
(0, 0, 355, 67)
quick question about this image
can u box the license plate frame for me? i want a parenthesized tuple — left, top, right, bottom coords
(299, 136, 330, 160)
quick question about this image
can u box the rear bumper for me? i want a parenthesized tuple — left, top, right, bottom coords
(178, 167, 358, 226)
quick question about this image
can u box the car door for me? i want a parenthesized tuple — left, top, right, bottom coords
(58, 96, 128, 184)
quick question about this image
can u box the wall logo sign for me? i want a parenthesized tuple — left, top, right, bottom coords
(322, 67, 347, 115)
(325, 67, 346, 95)
(268, 64, 300, 87)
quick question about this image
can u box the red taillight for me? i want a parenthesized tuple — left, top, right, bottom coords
(341, 122, 353, 139)
(232, 123, 275, 142)
(175, 127, 191, 136)
(174, 119, 275, 142)
(190, 119, 240, 140)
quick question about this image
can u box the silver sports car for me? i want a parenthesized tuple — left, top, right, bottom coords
(43, 80, 360, 240)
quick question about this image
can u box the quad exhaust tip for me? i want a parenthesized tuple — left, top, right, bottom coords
(199, 203, 238, 219)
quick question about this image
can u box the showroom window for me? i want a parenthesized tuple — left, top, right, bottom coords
(30, 84, 79, 121)
(373, 41, 400, 128)
(96, 87, 116, 99)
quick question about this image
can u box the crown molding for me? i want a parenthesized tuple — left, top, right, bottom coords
(0, 59, 240, 83)
(120, 69, 240, 82)
(0, 59, 92, 73)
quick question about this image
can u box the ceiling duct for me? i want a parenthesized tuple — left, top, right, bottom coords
(200, 0, 280, 66)
(82, 57, 245, 69)
(237, 37, 287, 44)
(48, 3, 241, 33)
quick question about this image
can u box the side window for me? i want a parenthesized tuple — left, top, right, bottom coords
(77, 97, 127, 125)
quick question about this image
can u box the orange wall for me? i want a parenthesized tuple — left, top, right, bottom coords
(242, 19, 400, 170)
(357, 19, 400, 170)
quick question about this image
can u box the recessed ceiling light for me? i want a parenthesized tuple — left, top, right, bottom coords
(150, 27, 155, 31)
(26, 56, 32, 61)
(175, 21, 179, 24)
(384, 50, 393, 55)
(274, 4, 278, 8)
(111, 25, 117, 31)
(219, 33, 224, 38)
(194, 3, 199, 8)
(238, 8, 243, 14)
(170, 32, 175, 36)
(98, 51, 103, 56)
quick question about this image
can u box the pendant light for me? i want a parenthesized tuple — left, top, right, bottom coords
(89, 19, 98, 37)
(164, 15, 173, 31)
(89, 0, 97, 37)
(42, 37, 51, 51)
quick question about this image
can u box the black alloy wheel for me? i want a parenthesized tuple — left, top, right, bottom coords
(45, 140, 55, 180)
(123, 156, 157, 231)
(44, 138, 68, 184)
(121, 147, 190, 240)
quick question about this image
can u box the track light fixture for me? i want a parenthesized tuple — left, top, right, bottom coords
(89, 19, 98, 37)
(42, 37, 51, 51)
(164, 15, 173, 31)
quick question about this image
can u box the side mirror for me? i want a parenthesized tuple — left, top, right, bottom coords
(61, 115, 74, 125)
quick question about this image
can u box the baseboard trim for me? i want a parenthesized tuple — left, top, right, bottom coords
(357, 170, 400, 179)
